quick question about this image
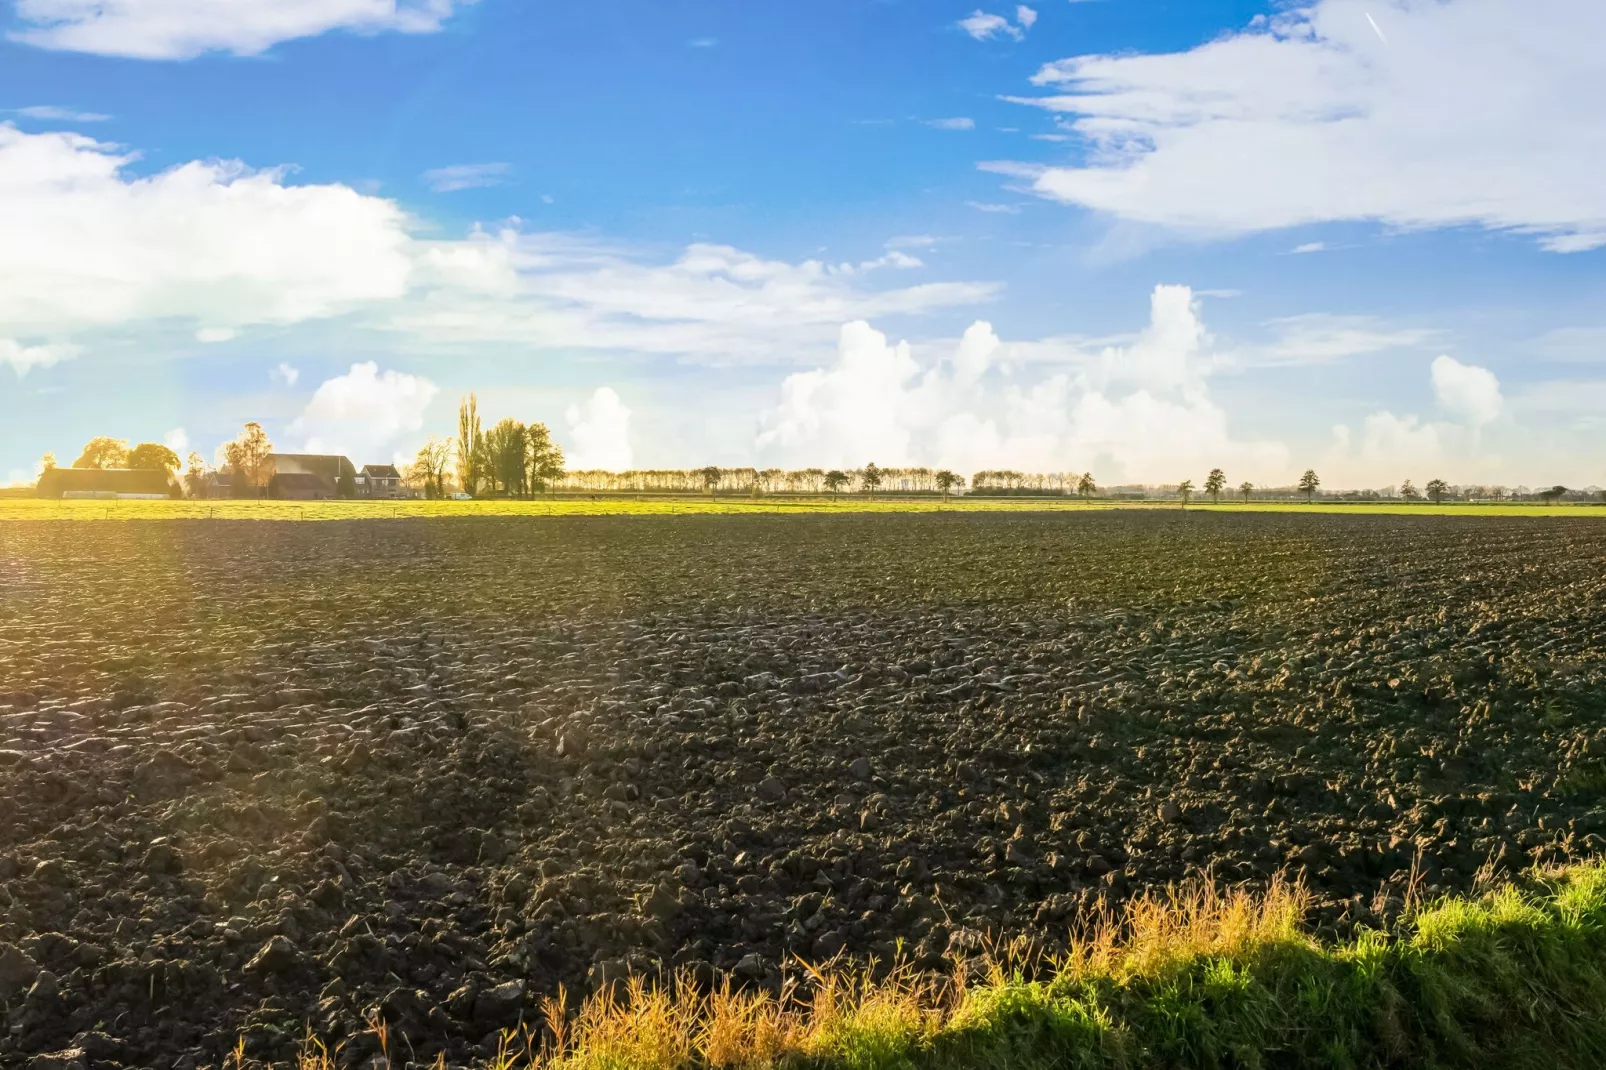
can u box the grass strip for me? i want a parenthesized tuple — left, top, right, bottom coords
(290, 863, 1606, 1069)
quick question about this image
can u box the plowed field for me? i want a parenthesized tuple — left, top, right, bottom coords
(2, 513, 1604, 1067)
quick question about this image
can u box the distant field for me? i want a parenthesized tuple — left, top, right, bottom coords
(2, 495, 1602, 520)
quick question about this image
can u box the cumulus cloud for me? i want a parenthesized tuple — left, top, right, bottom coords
(0, 125, 413, 348)
(271, 362, 300, 387)
(0, 125, 989, 371)
(1015, 6, 1038, 30)
(755, 284, 1289, 483)
(291, 362, 438, 461)
(1, 338, 76, 376)
(1326, 355, 1508, 485)
(999, 0, 1606, 251)
(10, 0, 471, 60)
(1431, 354, 1503, 425)
(564, 387, 634, 471)
(422, 163, 511, 193)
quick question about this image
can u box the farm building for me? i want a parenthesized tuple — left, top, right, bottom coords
(357, 464, 403, 499)
(268, 454, 357, 487)
(37, 468, 180, 499)
(268, 472, 335, 500)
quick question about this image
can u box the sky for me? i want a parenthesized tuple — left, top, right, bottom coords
(1, 0, 1603, 490)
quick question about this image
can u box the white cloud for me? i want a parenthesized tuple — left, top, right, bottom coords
(959, 11, 1023, 41)
(755, 284, 1290, 483)
(0, 125, 413, 345)
(564, 387, 633, 470)
(1431, 354, 1503, 425)
(422, 163, 511, 193)
(1000, 0, 1606, 251)
(689, 37, 717, 48)
(1, 338, 76, 375)
(15, 105, 110, 122)
(1530, 327, 1606, 364)
(163, 427, 189, 455)
(10, 0, 471, 60)
(0, 125, 995, 371)
(271, 362, 301, 387)
(1230, 313, 1438, 368)
(1016, 6, 1038, 30)
(1290, 242, 1326, 254)
(392, 230, 998, 365)
(291, 362, 439, 461)
(967, 201, 1022, 214)
(925, 118, 976, 131)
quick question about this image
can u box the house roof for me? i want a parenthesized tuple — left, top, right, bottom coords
(361, 464, 401, 478)
(268, 454, 356, 482)
(38, 468, 176, 498)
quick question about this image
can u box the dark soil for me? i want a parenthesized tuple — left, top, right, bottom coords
(2, 512, 1604, 1068)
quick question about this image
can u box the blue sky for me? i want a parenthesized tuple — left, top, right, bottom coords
(2, 0, 1603, 489)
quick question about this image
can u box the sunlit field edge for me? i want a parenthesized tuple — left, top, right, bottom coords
(4, 496, 1604, 521)
(287, 861, 1606, 1070)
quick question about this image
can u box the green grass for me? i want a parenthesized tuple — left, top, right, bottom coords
(294, 864, 1606, 1069)
(4, 496, 1604, 522)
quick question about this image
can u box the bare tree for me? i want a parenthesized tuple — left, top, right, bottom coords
(1177, 479, 1194, 508)
(221, 422, 273, 496)
(456, 394, 483, 497)
(411, 437, 454, 499)
(184, 452, 209, 498)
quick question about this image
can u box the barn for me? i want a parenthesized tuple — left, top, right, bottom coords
(36, 468, 180, 500)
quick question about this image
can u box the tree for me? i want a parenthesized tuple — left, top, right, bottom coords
(127, 443, 181, 474)
(1539, 485, 1568, 505)
(184, 452, 209, 498)
(73, 437, 130, 469)
(824, 470, 849, 496)
(699, 466, 722, 495)
(221, 422, 273, 495)
(1177, 479, 1194, 508)
(1298, 469, 1321, 502)
(38, 452, 56, 478)
(482, 418, 528, 496)
(861, 462, 882, 497)
(1400, 479, 1420, 500)
(410, 437, 454, 499)
(526, 423, 564, 494)
(1077, 472, 1096, 498)
(1204, 468, 1226, 503)
(934, 470, 963, 499)
(1425, 478, 1450, 503)
(456, 394, 483, 497)
(1239, 481, 1253, 503)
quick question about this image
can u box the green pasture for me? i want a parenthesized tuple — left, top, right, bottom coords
(1, 495, 1602, 521)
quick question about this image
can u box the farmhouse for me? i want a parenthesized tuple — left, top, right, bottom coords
(357, 464, 403, 499)
(36, 468, 179, 500)
(265, 454, 356, 499)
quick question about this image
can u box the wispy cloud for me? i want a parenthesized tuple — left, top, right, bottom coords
(15, 105, 110, 122)
(9, 0, 474, 60)
(1000, 0, 1606, 252)
(967, 201, 1023, 214)
(423, 163, 512, 193)
(1290, 241, 1326, 254)
(959, 11, 1023, 42)
(924, 117, 975, 131)
(689, 37, 717, 48)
